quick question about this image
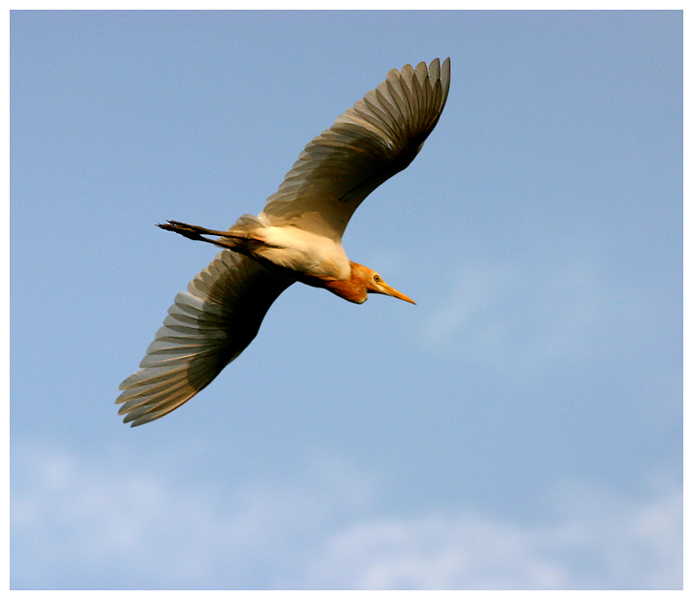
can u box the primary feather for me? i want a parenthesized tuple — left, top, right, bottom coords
(259, 58, 451, 240)
(117, 251, 292, 426)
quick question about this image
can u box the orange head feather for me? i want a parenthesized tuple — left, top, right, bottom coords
(320, 262, 415, 305)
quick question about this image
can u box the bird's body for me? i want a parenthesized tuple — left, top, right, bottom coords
(236, 220, 352, 282)
(117, 58, 451, 426)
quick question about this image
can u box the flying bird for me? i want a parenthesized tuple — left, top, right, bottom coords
(117, 58, 451, 426)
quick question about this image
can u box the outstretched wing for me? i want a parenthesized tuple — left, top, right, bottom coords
(116, 251, 293, 426)
(259, 58, 451, 241)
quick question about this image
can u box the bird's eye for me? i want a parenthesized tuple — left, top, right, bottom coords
(373, 275, 381, 283)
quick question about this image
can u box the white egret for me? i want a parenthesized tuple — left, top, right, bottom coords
(117, 58, 451, 426)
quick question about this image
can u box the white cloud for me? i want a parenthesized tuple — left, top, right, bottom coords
(301, 475, 682, 590)
(11, 440, 681, 589)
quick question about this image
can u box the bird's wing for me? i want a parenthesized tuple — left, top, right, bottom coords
(258, 58, 451, 241)
(116, 250, 293, 426)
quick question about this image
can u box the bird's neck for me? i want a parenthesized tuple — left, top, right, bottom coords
(319, 262, 370, 304)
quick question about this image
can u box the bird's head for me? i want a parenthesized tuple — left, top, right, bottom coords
(350, 262, 416, 305)
(319, 262, 416, 304)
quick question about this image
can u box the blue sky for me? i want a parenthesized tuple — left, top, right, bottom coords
(10, 10, 682, 589)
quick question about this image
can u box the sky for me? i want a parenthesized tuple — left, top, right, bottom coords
(10, 10, 682, 590)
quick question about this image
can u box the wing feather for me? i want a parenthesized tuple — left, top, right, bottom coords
(259, 58, 451, 240)
(116, 251, 293, 426)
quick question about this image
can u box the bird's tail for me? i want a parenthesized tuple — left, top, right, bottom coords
(231, 213, 265, 232)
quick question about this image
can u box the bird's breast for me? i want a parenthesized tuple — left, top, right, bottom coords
(249, 226, 351, 281)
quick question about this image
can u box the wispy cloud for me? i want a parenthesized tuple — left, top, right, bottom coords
(11, 439, 681, 589)
(420, 256, 651, 378)
(302, 474, 682, 590)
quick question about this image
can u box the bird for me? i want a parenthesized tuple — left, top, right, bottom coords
(117, 58, 451, 426)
